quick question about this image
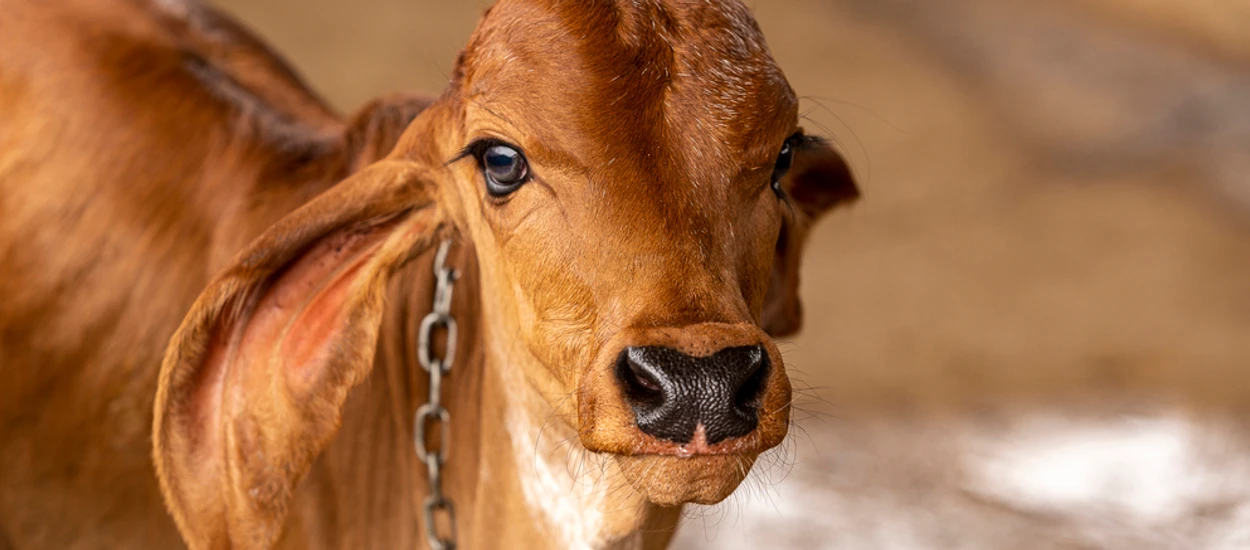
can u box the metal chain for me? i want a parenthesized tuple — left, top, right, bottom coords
(415, 239, 458, 550)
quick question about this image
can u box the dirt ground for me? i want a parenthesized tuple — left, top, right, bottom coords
(212, 0, 1250, 547)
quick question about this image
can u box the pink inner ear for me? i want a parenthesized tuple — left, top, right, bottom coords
(183, 220, 398, 468)
(278, 256, 373, 390)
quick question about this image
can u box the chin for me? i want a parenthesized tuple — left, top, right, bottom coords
(613, 453, 760, 506)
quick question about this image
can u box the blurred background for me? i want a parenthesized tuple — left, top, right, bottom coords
(211, 0, 1250, 547)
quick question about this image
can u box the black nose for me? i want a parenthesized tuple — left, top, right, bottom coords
(615, 345, 769, 445)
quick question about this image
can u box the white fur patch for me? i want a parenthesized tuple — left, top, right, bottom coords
(506, 401, 635, 550)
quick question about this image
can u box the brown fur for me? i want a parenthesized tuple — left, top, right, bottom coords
(0, 0, 857, 548)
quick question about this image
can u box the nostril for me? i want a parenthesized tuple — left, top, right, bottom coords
(733, 348, 769, 413)
(615, 349, 665, 405)
(628, 359, 663, 392)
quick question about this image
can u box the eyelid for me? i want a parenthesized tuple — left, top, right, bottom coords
(446, 137, 522, 166)
(775, 132, 802, 165)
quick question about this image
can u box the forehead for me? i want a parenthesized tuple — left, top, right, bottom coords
(457, 0, 798, 172)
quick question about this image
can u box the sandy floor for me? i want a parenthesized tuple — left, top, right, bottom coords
(211, 0, 1250, 547)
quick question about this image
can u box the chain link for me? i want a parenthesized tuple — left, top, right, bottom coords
(416, 239, 458, 550)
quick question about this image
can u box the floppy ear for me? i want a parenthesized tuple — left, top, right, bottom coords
(762, 136, 860, 337)
(152, 159, 449, 550)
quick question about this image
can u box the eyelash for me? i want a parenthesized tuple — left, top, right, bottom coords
(770, 132, 804, 191)
(453, 138, 511, 165)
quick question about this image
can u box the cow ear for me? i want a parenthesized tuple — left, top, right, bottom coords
(342, 94, 435, 172)
(762, 136, 859, 337)
(153, 159, 449, 550)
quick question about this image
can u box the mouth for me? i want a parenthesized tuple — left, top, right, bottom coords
(613, 452, 761, 506)
(585, 406, 789, 505)
(630, 424, 774, 457)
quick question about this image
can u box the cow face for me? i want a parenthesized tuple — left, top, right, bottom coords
(415, 0, 860, 505)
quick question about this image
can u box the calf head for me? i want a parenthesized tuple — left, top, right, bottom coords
(154, 0, 857, 548)
(444, 0, 858, 506)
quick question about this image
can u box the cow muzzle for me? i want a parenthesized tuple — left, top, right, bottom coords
(575, 321, 791, 505)
(578, 322, 791, 458)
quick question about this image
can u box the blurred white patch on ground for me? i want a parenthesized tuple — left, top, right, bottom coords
(970, 415, 1196, 519)
(673, 410, 1250, 549)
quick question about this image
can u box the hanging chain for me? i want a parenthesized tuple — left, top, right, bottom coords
(415, 239, 458, 550)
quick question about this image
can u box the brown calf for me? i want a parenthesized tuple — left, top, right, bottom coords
(0, 0, 858, 548)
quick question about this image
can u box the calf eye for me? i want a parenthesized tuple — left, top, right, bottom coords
(479, 143, 529, 197)
(770, 138, 796, 197)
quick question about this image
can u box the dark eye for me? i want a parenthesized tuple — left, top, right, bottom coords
(770, 138, 796, 196)
(479, 143, 529, 197)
